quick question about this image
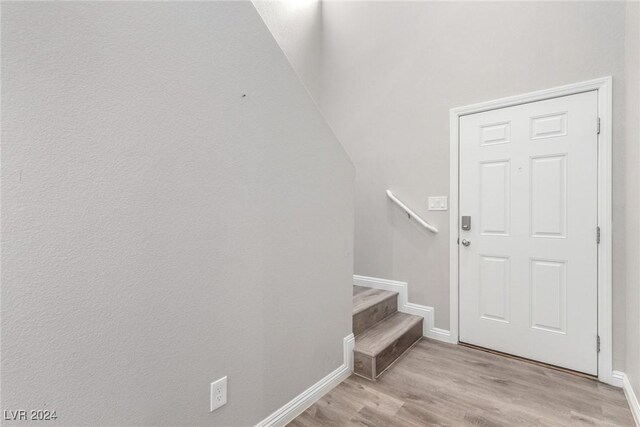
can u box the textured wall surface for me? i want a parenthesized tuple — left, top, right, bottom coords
(624, 0, 640, 397)
(261, 1, 634, 372)
(1, 2, 354, 426)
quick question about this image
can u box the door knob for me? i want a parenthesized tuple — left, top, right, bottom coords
(461, 239, 471, 247)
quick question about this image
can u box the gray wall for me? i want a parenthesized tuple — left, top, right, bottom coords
(253, 1, 324, 102)
(1, 2, 354, 426)
(261, 1, 637, 372)
(624, 0, 640, 397)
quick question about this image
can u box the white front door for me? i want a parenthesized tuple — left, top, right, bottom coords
(458, 91, 599, 375)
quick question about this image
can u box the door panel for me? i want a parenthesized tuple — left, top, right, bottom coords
(530, 155, 567, 238)
(479, 255, 511, 323)
(459, 91, 598, 375)
(530, 258, 566, 334)
(479, 161, 510, 236)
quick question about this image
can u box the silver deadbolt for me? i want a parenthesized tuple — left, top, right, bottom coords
(461, 239, 471, 247)
(461, 216, 471, 231)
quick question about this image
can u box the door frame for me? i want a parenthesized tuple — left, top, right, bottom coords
(449, 77, 613, 385)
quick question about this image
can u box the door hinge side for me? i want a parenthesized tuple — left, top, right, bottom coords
(597, 117, 601, 135)
(597, 335, 601, 353)
(597, 226, 601, 244)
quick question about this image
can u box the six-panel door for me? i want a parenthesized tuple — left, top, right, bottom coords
(458, 91, 599, 375)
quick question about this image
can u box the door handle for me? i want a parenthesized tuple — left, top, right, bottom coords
(461, 239, 471, 247)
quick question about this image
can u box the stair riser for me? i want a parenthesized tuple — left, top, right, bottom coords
(354, 320, 423, 380)
(353, 294, 397, 336)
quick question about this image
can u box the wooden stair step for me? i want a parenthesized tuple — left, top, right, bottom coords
(352, 286, 398, 336)
(353, 312, 423, 380)
(353, 286, 397, 315)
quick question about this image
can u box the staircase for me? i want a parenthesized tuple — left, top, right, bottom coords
(352, 286, 423, 380)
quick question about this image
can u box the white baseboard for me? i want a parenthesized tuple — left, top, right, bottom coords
(255, 333, 354, 427)
(613, 371, 640, 426)
(353, 275, 456, 344)
(611, 370, 626, 388)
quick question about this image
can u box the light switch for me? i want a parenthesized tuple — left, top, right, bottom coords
(428, 196, 448, 211)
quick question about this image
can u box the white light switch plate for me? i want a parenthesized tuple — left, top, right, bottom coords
(210, 376, 227, 412)
(428, 196, 448, 211)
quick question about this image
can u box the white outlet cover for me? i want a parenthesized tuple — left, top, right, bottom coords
(428, 196, 448, 211)
(210, 376, 227, 412)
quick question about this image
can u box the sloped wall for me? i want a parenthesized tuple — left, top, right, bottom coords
(1, 2, 353, 425)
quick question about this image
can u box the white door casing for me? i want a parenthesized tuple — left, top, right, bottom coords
(450, 78, 613, 385)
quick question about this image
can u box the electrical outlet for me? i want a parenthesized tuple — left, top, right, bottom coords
(428, 196, 448, 211)
(210, 376, 227, 412)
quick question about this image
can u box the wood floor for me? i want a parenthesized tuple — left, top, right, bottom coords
(288, 339, 634, 426)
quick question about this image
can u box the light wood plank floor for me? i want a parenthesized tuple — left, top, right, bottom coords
(289, 339, 634, 426)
